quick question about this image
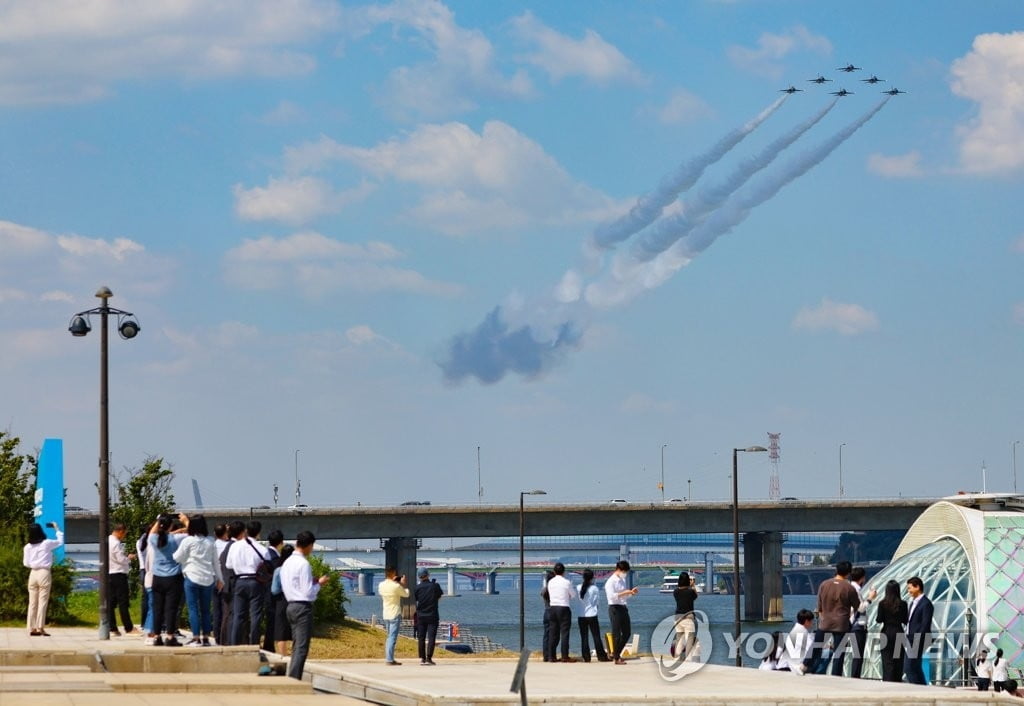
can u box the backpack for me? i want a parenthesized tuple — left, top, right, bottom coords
(246, 538, 275, 585)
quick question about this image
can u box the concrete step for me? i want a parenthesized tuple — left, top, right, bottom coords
(0, 672, 312, 694)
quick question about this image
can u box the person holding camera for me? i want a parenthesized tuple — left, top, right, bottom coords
(22, 521, 64, 636)
(380, 566, 409, 665)
(413, 569, 444, 665)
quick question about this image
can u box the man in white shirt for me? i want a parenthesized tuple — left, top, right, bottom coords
(225, 522, 271, 645)
(379, 567, 410, 665)
(777, 609, 815, 673)
(546, 562, 576, 662)
(282, 530, 328, 680)
(108, 523, 136, 635)
(604, 560, 638, 664)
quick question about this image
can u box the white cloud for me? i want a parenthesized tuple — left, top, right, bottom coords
(727, 25, 832, 79)
(950, 32, 1024, 173)
(257, 100, 307, 126)
(792, 298, 879, 335)
(232, 176, 374, 225)
(0, 220, 51, 254)
(0, 220, 173, 302)
(349, 0, 532, 119)
(229, 231, 401, 262)
(510, 11, 644, 85)
(867, 151, 925, 178)
(620, 393, 676, 415)
(0, 0, 340, 106)
(0, 288, 29, 303)
(646, 88, 713, 125)
(284, 120, 615, 236)
(223, 231, 461, 298)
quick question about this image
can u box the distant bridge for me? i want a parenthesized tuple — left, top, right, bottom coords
(65, 497, 941, 622)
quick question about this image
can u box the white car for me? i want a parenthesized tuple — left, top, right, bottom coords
(287, 503, 310, 512)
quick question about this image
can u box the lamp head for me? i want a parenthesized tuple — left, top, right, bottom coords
(118, 318, 141, 340)
(95, 286, 113, 299)
(745, 446, 768, 453)
(68, 315, 91, 337)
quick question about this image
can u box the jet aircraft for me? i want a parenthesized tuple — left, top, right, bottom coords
(830, 88, 854, 97)
(808, 75, 832, 84)
(883, 87, 906, 95)
(779, 85, 803, 94)
(837, 64, 862, 72)
(861, 75, 885, 84)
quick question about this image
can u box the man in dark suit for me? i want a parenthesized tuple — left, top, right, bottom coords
(903, 576, 934, 684)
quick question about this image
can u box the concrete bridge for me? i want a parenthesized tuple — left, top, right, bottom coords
(65, 497, 940, 623)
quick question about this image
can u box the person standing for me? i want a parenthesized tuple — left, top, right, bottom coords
(605, 560, 638, 665)
(270, 544, 295, 656)
(576, 569, 609, 662)
(282, 531, 329, 680)
(148, 514, 185, 646)
(541, 570, 556, 662)
(172, 514, 223, 645)
(413, 569, 443, 665)
(225, 521, 271, 645)
(803, 560, 860, 676)
(672, 571, 699, 661)
(776, 609, 815, 673)
(875, 579, 908, 682)
(993, 649, 1009, 692)
(546, 562, 576, 662)
(108, 523, 137, 636)
(848, 566, 877, 678)
(211, 523, 229, 645)
(217, 521, 244, 645)
(974, 649, 991, 691)
(262, 529, 285, 652)
(23, 521, 63, 636)
(379, 567, 410, 665)
(903, 575, 934, 685)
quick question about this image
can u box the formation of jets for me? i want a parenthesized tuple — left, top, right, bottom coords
(782, 64, 906, 97)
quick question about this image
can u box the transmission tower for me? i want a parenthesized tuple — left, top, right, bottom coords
(768, 432, 781, 500)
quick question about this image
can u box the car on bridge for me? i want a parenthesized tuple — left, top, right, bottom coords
(400, 500, 431, 506)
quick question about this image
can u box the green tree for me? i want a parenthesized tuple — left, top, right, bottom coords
(0, 430, 74, 621)
(0, 430, 37, 536)
(309, 553, 348, 623)
(109, 456, 176, 593)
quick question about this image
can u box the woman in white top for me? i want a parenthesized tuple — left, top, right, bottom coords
(975, 649, 992, 691)
(172, 514, 223, 646)
(576, 569, 610, 662)
(993, 648, 1010, 692)
(22, 521, 64, 636)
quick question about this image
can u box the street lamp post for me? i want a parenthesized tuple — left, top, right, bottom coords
(688, 478, 692, 502)
(519, 489, 547, 650)
(294, 449, 301, 505)
(477, 446, 482, 504)
(68, 287, 140, 641)
(732, 445, 767, 667)
(1013, 441, 1020, 494)
(660, 444, 667, 503)
(839, 443, 846, 498)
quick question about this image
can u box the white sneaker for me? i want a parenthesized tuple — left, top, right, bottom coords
(794, 664, 806, 675)
(144, 636, 157, 646)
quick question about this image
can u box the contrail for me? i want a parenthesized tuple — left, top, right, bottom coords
(586, 99, 889, 308)
(442, 99, 889, 384)
(629, 98, 838, 262)
(589, 95, 787, 250)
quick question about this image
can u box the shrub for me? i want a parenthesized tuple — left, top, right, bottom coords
(0, 537, 74, 622)
(309, 553, 348, 623)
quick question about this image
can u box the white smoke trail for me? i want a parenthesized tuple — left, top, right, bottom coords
(629, 98, 838, 262)
(588, 96, 787, 250)
(586, 99, 889, 308)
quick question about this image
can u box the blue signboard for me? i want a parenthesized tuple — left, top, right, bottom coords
(36, 438, 65, 563)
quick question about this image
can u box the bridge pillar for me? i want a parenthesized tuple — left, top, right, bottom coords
(357, 569, 375, 596)
(743, 532, 764, 621)
(763, 531, 784, 623)
(484, 569, 498, 595)
(383, 537, 419, 619)
(447, 565, 457, 596)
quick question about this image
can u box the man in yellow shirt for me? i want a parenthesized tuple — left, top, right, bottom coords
(379, 567, 409, 665)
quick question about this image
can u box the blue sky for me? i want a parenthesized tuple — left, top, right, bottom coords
(1, 1, 1022, 510)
